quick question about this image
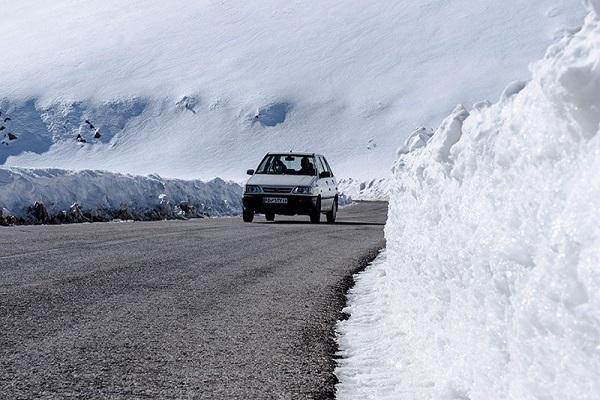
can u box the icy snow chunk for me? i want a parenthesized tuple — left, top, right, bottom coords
(397, 127, 434, 156)
(427, 105, 469, 163)
(499, 80, 528, 101)
(472, 100, 491, 111)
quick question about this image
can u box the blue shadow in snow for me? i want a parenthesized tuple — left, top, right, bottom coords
(257, 102, 290, 127)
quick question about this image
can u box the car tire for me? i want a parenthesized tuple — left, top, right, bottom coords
(243, 209, 254, 223)
(265, 212, 275, 222)
(310, 198, 321, 224)
(326, 199, 337, 223)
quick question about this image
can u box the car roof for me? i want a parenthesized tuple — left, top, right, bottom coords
(266, 152, 325, 157)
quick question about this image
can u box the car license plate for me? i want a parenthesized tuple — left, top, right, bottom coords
(263, 197, 287, 204)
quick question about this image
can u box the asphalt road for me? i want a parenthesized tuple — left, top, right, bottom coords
(0, 201, 387, 400)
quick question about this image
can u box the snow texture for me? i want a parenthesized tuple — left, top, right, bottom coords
(0, 0, 585, 181)
(337, 178, 390, 201)
(337, 5, 600, 400)
(0, 168, 242, 222)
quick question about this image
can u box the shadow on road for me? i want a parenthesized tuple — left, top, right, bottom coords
(258, 221, 386, 226)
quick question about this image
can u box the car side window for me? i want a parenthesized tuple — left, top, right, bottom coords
(321, 157, 334, 176)
(315, 157, 326, 175)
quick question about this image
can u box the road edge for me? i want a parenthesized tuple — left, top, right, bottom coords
(317, 242, 386, 399)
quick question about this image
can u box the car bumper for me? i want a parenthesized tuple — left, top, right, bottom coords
(242, 194, 319, 215)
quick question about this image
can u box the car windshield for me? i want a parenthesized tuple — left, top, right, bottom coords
(256, 154, 317, 176)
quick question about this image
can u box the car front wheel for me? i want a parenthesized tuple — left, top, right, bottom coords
(326, 200, 337, 223)
(265, 212, 275, 221)
(243, 209, 254, 223)
(310, 198, 321, 224)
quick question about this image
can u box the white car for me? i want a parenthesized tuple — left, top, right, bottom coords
(242, 153, 338, 223)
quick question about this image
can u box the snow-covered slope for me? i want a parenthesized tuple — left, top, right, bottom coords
(336, 3, 600, 399)
(0, 168, 242, 223)
(0, 0, 585, 180)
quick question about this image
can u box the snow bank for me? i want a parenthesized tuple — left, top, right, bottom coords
(337, 178, 390, 201)
(337, 5, 600, 400)
(0, 168, 242, 224)
(0, 1, 585, 180)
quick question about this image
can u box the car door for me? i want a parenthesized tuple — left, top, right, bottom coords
(316, 156, 335, 210)
(322, 156, 337, 197)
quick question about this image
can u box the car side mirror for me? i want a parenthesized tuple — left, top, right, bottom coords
(247, 169, 255, 176)
(319, 171, 331, 178)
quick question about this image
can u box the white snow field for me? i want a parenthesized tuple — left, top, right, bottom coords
(0, 0, 585, 181)
(336, 2, 600, 399)
(0, 168, 242, 222)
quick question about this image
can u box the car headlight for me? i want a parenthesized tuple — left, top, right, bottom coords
(245, 185, 262, 194)
(293, 186, 313, 194)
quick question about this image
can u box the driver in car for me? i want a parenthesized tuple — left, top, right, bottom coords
(275, 159, 287, 174)
(299, 157, 316, 175)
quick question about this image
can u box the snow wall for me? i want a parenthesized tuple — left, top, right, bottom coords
(0, 168, 242, 223)
(337, 3, 600, 399)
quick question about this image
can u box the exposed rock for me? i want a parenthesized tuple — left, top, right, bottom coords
(70, 202, 83, 218)
(113, 207, 133, 221)
(29, 201, 49, 224)
(176, 95, 198, 114)
(158, 193, 173, 219)
(48, 206, 89, 224)
(0, 208, 17, 226)
(178, 201, 197, 217)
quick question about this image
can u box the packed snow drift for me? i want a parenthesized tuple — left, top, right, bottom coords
(336, 3, 600, 399)
(337, 178, 390, 201)
(0, 0, 585, 180)
(0, 168, 242, 224)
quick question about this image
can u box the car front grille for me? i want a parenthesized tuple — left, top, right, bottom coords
(262, 186, 294, 194)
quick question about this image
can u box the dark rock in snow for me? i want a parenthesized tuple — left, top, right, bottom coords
(0, 208, 17, 226)
(88, 209, 113, 223)
(69, 203, 85, 220)
(7, 132, 17, 141)
(179, 201, 196, 216)
(114, 208, 133, 221)
(176, 96, 198, 114)
(29, 201, 49, 224)
(49, 203, 89, 224)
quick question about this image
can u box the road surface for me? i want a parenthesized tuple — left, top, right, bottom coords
(0, 201, 387, 399)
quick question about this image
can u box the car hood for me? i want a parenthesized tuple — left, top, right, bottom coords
(247, 174, 316, 187)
